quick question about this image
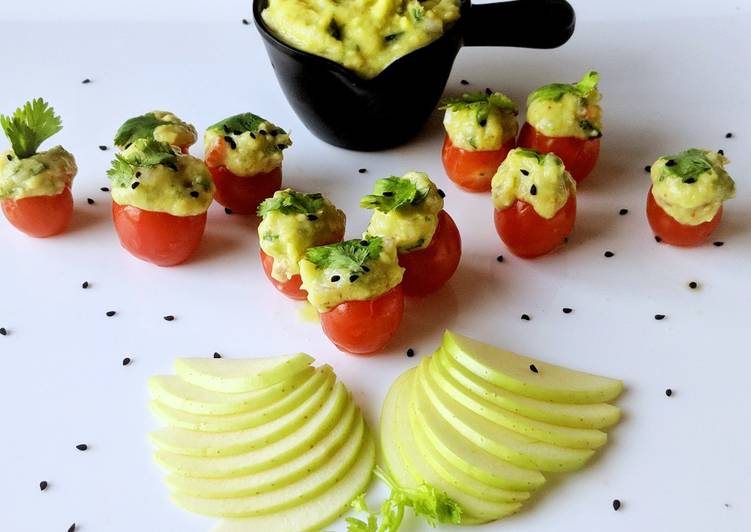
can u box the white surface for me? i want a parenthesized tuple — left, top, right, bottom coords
(0, 2, 749, 532)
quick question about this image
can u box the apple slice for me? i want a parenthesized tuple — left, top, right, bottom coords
(415, 363, 594, 472)
(155, 398, 354, 479)
(213, 435, 374, 532)
(436, 349, 621, 429)
(150, 366, 333, 432)
(427, 356, 607, 449)
(166, 408, 362, 497)
(380, 371, 422, 491)
(171, 421, 368, 516)
(174, 354, 314, 393)
(443, 331, 623, 404)
(149, 367, 316, 416)
(150, 378, 341, 457)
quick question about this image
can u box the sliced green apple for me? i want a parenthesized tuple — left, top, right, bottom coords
(436, 349, 620, 429)
(427, 356, 607, 449)
(443, 331, 624, 404)
(155, 398, 354, 479)
(150, 366, 333, 432)
(213, 434, 374, 532)
(415, 362, 594, 472)
(379, 371, 422, 491)
(174, 354, 314, 393)
(150, 378, 341, 457)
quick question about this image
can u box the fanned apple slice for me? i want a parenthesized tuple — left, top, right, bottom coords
(380, 371, 423, 491)
(214, 435, 374, 532)
(175, 354, 314, 393)
(150, 366, 333, 432)
(415, 363, 594, 472)
(150, 378, 341, 457)
(443, 331, 623, 404)
(148, 367, 316, 416)
(426, 356, 607, 449)
(155, 398, 354, 479)
(436, 349, 620, 429)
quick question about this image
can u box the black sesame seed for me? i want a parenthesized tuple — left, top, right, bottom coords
(460, 79, 469, 85)
(249, 132, 256, 139)
(496, 255, 504, 262)
(665, 159, 676, 167)
(269, 130, 278, 136)
(259, 129, 267, 136)
(82, 78, 91, 84)
(213, 352, 222, 358)
(655, 235, 662, 243)
(529, 364, 538, 373)
(644, 165, 651, 172)
(362, 265, 370, 272)
(225, 208, 233, 215)
(520, 169, 529, 176)
(81, 281, 89, 289)
(530, 184, 537, 196)
(0, 327, 6, 336)
(75, 444, 88, 451)
(521, 314, 531, 321)
(98, 145, 108, 151)
(223, 136, 237, 149)
(485, 87, 492, 96)
(604, 251, 614, 258)
(725, 132, 733, 138)
(358, 168, 367, 174)
(306, 214, 318, 221)
(100, 186, 110, 192)
(105, 311, 116, 317)
(39, 481, 48, 491)
(562, 307, 573, 314)
(276, 144, 286, 150)
(242, 18, 249, 25)
(406, 348, 415, 358)
(688, 281, 698, 289)
(6, 154, 12, 161)
(713, 241, 724, 247)
(718, 149, 724, 155)
(382, 191, 394, 197)
(131, 181, 140, 189)
(135, 171, 141, 178)
(163, 315, 175, 321)
(683, 177, 697, 184)
(438, 189, 446, 198)
(122, 357, 131, 366)
(360, 240, 369, 246)
(223, 125, 230, 133)
(349, 275, 359, 283)
(330, 275, 341, 282)
(612, 499, 621, 511)
(190, 190, 199, 198)
(87, 198, 95, 205)
(68, 524, 76, 532)
(619, 208, 628, 215)
(665, 388, 673, 397)
(654, 314, 666, 320)
(479, 120, 487, 127)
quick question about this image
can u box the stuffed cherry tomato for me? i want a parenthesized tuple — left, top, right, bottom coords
(518, 71, 602, 183)
(107, 138, 214, 266)
(204, 113, 291, 214)
(491, 148, 576, 258)
(361, 171, 461, 296)
(439, 91, 518, 192)
(0, 99, 77, 238)
(257, 189, 346, 300)
(114, 110, 197, 154)
(646, 149, 735, 247)
(299, 237, 405, 355)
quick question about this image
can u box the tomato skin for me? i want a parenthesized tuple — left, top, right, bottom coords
(646, 186, 722, 247)
(494, 196, 576, 258)
(441, 135, 516, 192)
(320, 285, 404, 355)
(259, 249, 307, 300)
(208, 165, 282, 215)
(517, 123, 600, 183)
(179, 145, 190, 155)
(398, 210, 461, 296)
(2, 187, 73, 238)
(111, 201, 207, 267)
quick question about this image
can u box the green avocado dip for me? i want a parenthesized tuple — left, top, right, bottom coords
(491, 148, 575, 219)
(361, 171, 444, 253)
(299, 236, 405, 312)
(258, 189, 346, 281)
(261, 0, 461, 79)
(204, 113, 292, 176)
(650, 149, 735, 225)
(114, 111, 197, 150)
(440, 91, 519, 151)
(526, 71, 603, 140)
(107, 138, 215, 216)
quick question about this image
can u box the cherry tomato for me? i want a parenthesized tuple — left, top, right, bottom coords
(2, 186, 73, 238)
(441, 135, 516, 192)
(646, 186, 722, 247)
(518, 123, 600, 183)
(259, 249, 307, 300)
(320, 284, 404, 355)
(112, 201, 207, 267)
(398, 210, 461, 296)
(494, 195, 576, 258)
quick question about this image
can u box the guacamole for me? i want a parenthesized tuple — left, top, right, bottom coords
(526, 71, 602, 140)
(440, 91, 519, 151)
(258, 189, 346, 281)
(0, 146, 77, 200)
(205, 113, 292, 176)
(362, 171, 443, 252)
(107, 138, 214, 216)
(650, 149, 735, 225)
(299, 237, 405, 312)
(114, 111, 197, 150)
(261, 0, 461, 79)
(491, 148, 575, 219)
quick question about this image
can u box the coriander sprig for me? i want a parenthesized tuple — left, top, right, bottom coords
(439, 91, 518, 126)
(360, 176, 428, 213)
(114, 113, 170, 148)
(106, 138, 177, 186)
(0, 98, 62, 159)
(527, 71, 600, 105)
(257, 190, 325, 218)
(305, 237, 383, 273)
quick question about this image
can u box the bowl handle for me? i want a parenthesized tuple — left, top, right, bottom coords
(463, 0, 575, 48)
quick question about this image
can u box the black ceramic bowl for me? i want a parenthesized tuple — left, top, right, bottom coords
(253, 0, 575, 151)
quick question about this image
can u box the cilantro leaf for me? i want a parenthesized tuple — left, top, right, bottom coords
(305, 237, 383, 273)
(257, 190, 325, 218)
(209, 112, 285, 136)
(360, 176, 428, 213)
(513, 147, 547, 164)
(527, 71, 600, 105)
(661, 149, 714, 181)
(0, 98, 62, 159)
(114, 113, 170, 148)
(439, 91, 518, 126)
(106, 138, 177, 185)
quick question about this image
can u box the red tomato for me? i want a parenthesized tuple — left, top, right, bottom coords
(320, 284, 404, 355)
(2, 187, 73, 238)
(259, 249, 307, 300)
(398, 210, 461, 296)
(179, 145, 190, 155)
(646, 186, 722, 247)
(494, 195, 576, 258)
(441, 135, 516, 192)
(112, 201, 207, 267)
(517, 123, 600, 183)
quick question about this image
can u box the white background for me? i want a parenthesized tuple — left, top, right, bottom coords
(0, 1, 749, 531)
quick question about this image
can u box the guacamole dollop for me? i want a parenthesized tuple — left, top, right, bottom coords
(440, 91, 519, 151)
(491, 148, 575, 219)
(650, 149, 735, 225)
(0, 146, 77, 200)
(114, 111, 197, 150)
(261, 0, 461, 79)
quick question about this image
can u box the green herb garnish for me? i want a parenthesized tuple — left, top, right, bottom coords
(0, 98, 62, 159)
(345, 467, 462, 532)
(439, 91, 518, 126)
(360, 176, 428, 213)
(527, 71, 600, 106)
(513, 148, 548, 164)
(209, 112, 285, 136)
(305, 237, 383, 273)
(114, 113, 171, 148)
(106, 138, 177, 185)
(257, 190, 325, 218)
(660, 149, 714, 182)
